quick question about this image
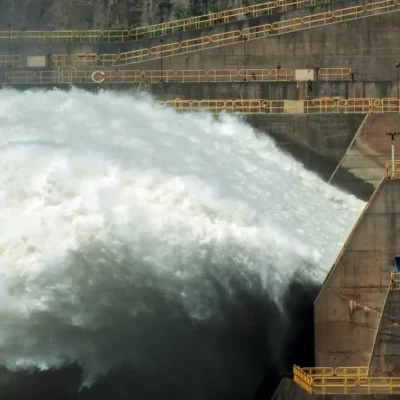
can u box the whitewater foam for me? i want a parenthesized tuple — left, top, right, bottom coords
(0, 88, 364, 387)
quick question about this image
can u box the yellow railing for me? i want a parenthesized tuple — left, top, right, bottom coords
(0, 1, 396, 56)
(116, 0, 400, 65)
(0, 0, 316, 43)
(5, 68, 352, 84)
(319, 67, 353, 81)
(391, 271, 400, 288)
(294, 366, 400, 395)
(0, 29, 130, 43)
(293, 365, 313, 394)
(386, 160, 400, 179)
(130, 0, 313, 40)
(0, 55, 20, 67)
(160, 98, 400, 114)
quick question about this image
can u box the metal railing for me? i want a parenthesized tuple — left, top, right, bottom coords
(160, 98, 400, 114)
(386, 160, 400, 179)
(319, 67, 353, 81)
(293, 365, 313, 394)
(5, 68, 305, 83)
(44, 56, 353, 82)
(294, 366, 400, 395)
(391, 271, 400, 288)
(130, 0, 314, 40)
(128, 0, 400, 65)
(0, 0, 319, 43)
(0, 55, 20, 67)
(3, 67, 351, 84)
(0, 29, 130, 43)
(0, 0, 394, 60)
(116, 0, 400, 65)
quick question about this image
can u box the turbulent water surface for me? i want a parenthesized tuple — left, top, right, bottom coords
(0, 89, 364, 399)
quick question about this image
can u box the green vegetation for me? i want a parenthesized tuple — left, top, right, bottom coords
(172, 3, 196, 19)
(172, 0, 217, 19)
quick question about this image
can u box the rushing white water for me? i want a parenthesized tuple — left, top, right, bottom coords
(0, 88, 364, 390)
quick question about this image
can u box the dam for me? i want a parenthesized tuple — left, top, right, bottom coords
(276, 164, 400, 399)
(1, 0, 400, 398)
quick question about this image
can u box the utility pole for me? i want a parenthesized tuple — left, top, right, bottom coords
(386, 132, 400, 178)
(160, 37, 164, 83)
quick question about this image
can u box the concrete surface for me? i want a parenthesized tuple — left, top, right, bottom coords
(314, 179, 400, 368)
(245, 114, 364, 183)
(369, 290, 400, 376)
(0, 0, 242, 31)
(2, 80, 398, 102)
(133, 11, 400, 82)
(0, 0, 348, 61)
(1, 0, 397, 85)
(330, 114, 400, 200)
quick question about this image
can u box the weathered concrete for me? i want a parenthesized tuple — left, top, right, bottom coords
(272, 377, 310, 400)
(245, 114, 364, 182)
(314, 179, 400, 368)
(2, 0, 398, 85)
(330, 114, 400, 200)
(0, 0, 358, 59)
(133, 11, 400, 82)
(0, 0, 242, 31)
(126, 80, 396, 101)
(2, 80, 397, 103)
(0, 0, 348, 61)
(369, 290, 400, 376)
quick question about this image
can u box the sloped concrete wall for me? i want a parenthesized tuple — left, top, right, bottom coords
(315, 179, 400, 368)
(136, 11, 400, 82)
(369, 290, 400, 376)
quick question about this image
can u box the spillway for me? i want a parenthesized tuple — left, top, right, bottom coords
(0, 88, 364, 399)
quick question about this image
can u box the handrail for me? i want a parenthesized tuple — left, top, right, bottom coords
(319, 67, 353, 81)
(302, 367, 334, 376)
(0, 0, 397, 54)
(391, 271, 400, 290)
(294, 366, 400, 394)
(0, 81, 399, 115)
(3, 68, 349, 84)
(117, 0, 400, 65)
(160, 97, 400, 114)
(0, 55, 20, 67)
(0, 0, 316, 43)
(385, 160, 400, 179)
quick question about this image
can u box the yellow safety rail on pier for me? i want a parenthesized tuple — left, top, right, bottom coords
(386, 160, 400, 180)
(391, 271, 400, 288)
(294, 366, 400, 395)
(0, 0, 317, 43)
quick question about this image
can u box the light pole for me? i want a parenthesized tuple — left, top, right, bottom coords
(386, 132, 400, 178)
(276, 62, 281, 82)
(7, 22, 11, 65)
(243, 34, 247, 82)
(160, 37, 164, 83)
(276, 62, 281, 100)
(396, 60, 400, 99)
